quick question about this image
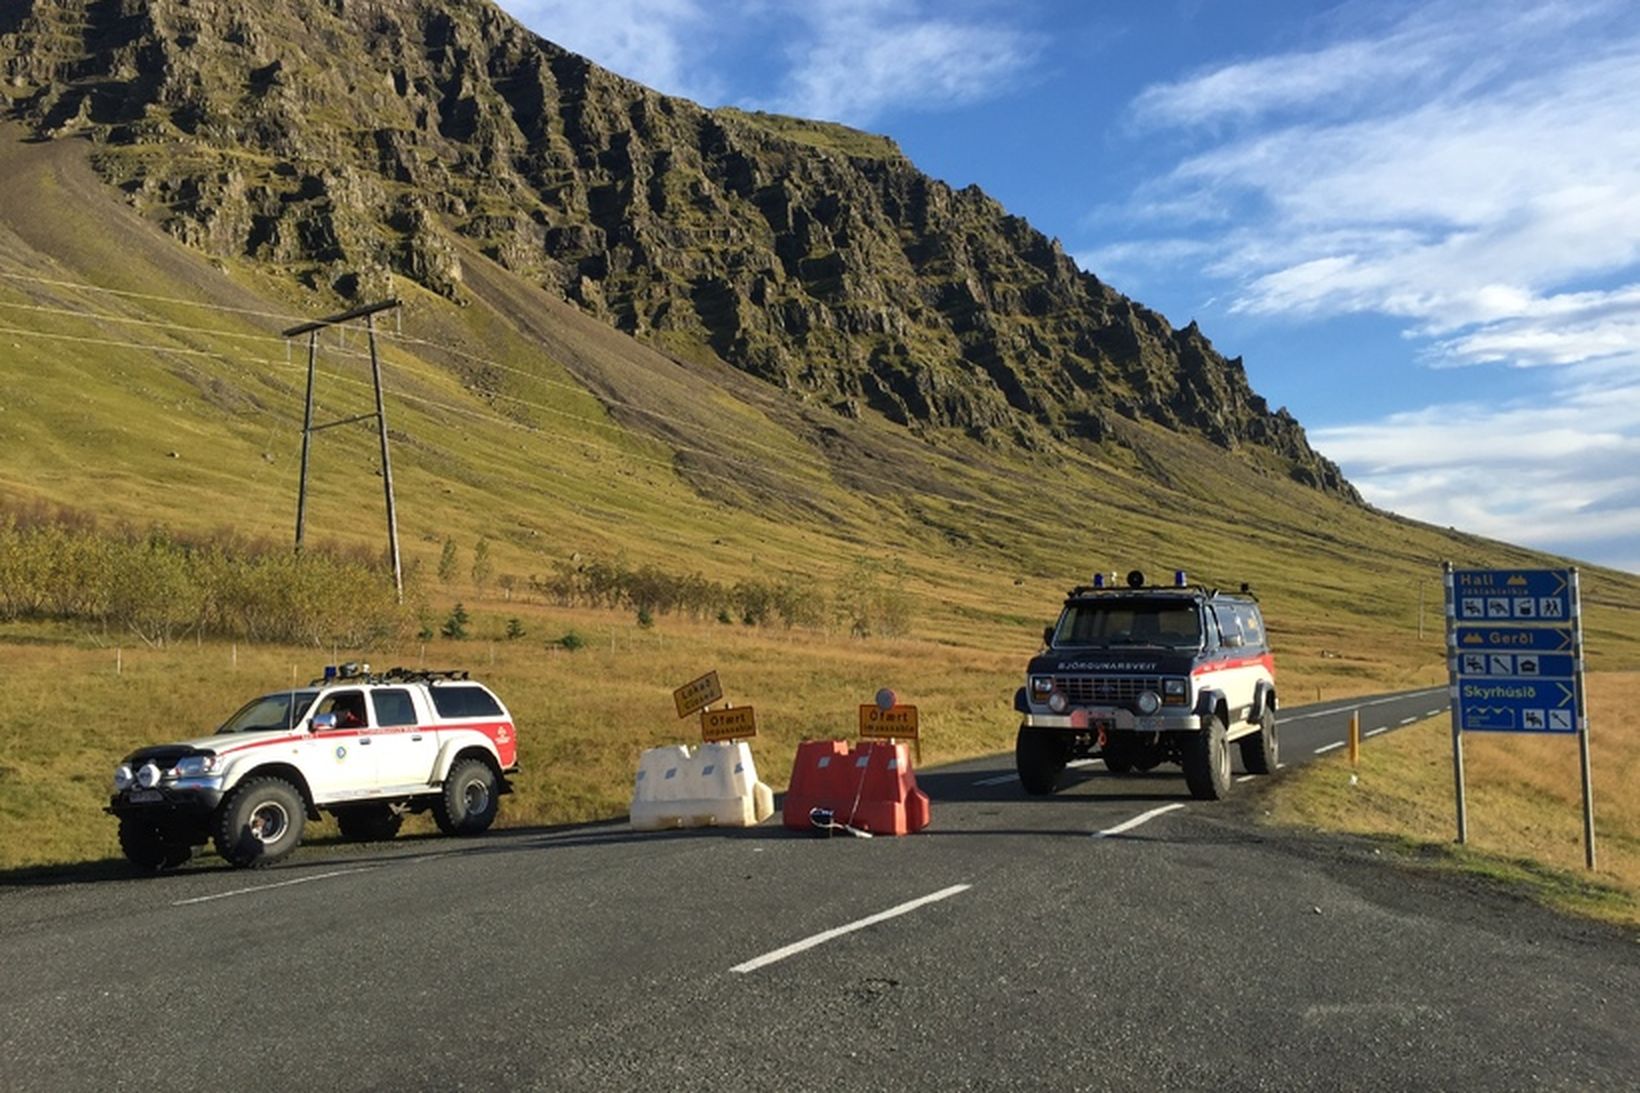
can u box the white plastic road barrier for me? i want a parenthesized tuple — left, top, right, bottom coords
(629, 742, 775, 830)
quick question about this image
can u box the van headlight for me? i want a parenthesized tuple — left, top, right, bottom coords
(113, 764, 134, 791)
(136, 763, 162, 789)
(1047, 691, 1069, 713)
(1163, 678, 1188, 706)
(1136, 691, 1162, 715)
(1030, 676, 1053, 700)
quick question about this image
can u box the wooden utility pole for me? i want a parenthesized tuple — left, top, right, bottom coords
(282, 299, 404, 601)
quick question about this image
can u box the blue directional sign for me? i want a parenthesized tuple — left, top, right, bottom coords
(1454, 651, 1575, 678)
(1452, 569, 1573, 622)
(1456, 677, 1578, 733)
(1454, 626, 1575, 654)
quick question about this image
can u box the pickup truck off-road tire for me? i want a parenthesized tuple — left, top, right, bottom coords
(214, 777, 305, 868)
(1015, 726, 1068, 795)
(334, 803, 403, 842)
(1183, 715, 1232, 800)
(119, 817, 193, 872)
(434, 757, 499, 836)
(1239, 707, 1279, 775)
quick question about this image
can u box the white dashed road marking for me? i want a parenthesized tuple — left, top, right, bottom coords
(1235, 774, 1256, 783)
(1096, 803, 1187, 838)
(1365, 727, 1388, 738)
(1314, 741, 1346, 754)
(730, 884, 973, 973)
(1399, 716, 1418, 725)
(171, 866, 378, 907)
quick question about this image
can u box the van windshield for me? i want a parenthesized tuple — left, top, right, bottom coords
(217, 691, 320, 734)
(1054, 600, 1202, 650)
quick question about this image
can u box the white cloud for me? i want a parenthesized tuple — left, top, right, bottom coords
(499, 0, 727, 102)
(767, 0, 1042, 125)
(498, 1, 1039, 124)
(1113, 2, 1640, 571)
(1312, 385, 1640, 570)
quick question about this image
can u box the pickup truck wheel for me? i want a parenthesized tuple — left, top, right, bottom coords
(1183, 715, 1232, 800)
(214, 777, 305, 868)
(434, 758, 499, 836)
(119, 817, 189, 872)
(1015, 727, 1067, 795)
(334, 804, 403, 842)
(1239, 707, 1279, 775)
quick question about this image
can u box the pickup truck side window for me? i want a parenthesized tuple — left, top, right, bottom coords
(372, 688, 419, 727)
(430, 685, 503, 719)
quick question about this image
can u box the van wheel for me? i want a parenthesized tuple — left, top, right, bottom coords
(435, 758, 500, 836)
(1016, 727, 1067, 795)
(1239, 707, 1279, 775)
(1183, 715, 1232, 800)
(214, 777, 305, 868)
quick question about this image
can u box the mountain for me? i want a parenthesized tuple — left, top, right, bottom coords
(0, 0, 1351, 495)
(1, 0, 1635, 670)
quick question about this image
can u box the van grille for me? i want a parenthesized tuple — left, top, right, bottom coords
(1054, 676, 1163, 706)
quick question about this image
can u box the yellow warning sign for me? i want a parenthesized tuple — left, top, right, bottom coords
(701, 706, 756, 742)
(859, 704, 919, 740)
(673, 671, 723, 719)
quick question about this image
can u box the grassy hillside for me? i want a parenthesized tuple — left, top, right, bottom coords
(1, 130, 1638, 873)
(1268, 673, 1640, 927)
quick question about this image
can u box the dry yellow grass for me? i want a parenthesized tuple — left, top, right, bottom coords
(1267, 672, 1640, 925)
(0, 591, 1445, 873)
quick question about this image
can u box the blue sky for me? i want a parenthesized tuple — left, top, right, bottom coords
(496, 0, 1640, 574)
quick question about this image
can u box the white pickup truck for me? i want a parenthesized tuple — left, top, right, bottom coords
(106, 665, 519, 870)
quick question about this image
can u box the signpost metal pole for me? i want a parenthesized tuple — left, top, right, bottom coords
(1444, 562, 1468, 844)
(1571, 568, 1595, 870)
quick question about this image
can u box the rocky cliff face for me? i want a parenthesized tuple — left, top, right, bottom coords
(0, 0, 1356, 497)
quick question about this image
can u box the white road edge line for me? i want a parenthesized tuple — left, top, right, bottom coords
(171, 866, 378, 906)
(1281, 688, 1446, 722)
(1398, 716, 1418, 725)
(730, 884, 972, 974)
(1314, 741, 1346, 754)
(1096, 802, 1186, 838)
(1365, 727, 1388, 738)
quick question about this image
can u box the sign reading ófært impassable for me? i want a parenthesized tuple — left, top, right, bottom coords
(859, 704, 919, 740)
(701, 705, 756, 742)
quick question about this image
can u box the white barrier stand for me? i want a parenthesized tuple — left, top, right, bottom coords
(629, 742, 775, 830)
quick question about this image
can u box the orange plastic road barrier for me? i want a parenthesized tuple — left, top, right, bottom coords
(782, 739, 931, 836)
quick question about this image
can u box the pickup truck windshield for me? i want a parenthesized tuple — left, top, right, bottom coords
(217, 690, 320, 734)
(1054, 600, 1203, 650)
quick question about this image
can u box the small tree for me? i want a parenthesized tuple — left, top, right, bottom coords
(504, 616, 525, 641)
(441, 602, 470, 640)
(436, 538, 459, 585)
(471, 537, 493, 592)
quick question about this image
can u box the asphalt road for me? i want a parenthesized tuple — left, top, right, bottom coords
(4, 686, 1637, 1091)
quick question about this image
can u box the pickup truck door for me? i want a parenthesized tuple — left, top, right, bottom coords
(301, 689, 377, 802)
(366, 686, 440, 792)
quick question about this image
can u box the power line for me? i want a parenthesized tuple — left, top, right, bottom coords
(0, 269, 308, 324)
(0, 271, 1043, 521)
